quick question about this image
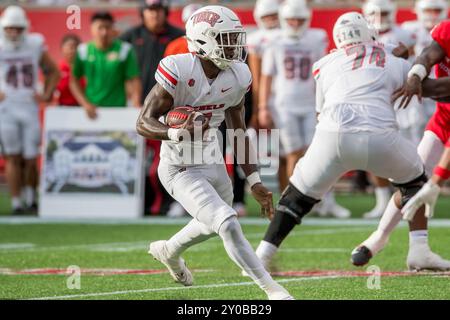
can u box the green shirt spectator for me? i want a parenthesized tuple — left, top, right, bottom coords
(73, 39, 139, 107)
(70, 11, 142, 119)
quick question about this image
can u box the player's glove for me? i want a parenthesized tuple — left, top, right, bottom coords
(402, 180, 441, 221)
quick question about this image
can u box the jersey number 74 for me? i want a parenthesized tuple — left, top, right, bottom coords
(345, 45, 386, 70)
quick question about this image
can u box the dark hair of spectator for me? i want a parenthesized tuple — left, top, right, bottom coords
(60, 33, 81, 47)
(91, 11, 115, 24)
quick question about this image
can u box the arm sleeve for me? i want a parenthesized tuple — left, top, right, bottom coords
(261, 46, 276, 76)
(155, 56, 180, 98)
(125, 47, 140, 80)
(431, 21, 450, 57)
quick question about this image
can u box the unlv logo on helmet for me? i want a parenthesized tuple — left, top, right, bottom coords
(191, 11, 221, 27)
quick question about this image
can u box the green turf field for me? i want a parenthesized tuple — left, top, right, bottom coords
(0, 192, 450, 300)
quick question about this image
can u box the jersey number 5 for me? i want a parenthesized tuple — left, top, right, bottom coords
(345, 45, 386, 70)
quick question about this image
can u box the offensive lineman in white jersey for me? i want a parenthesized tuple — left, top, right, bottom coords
(362, 0, 426, 218)
(259, 0, 350, 220)
(252, 12, 430, 273)
(0, 6, 59, 214)
(402, 0, 448, 120)
(136, 6, 293, 300)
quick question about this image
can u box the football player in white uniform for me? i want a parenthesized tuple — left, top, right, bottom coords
(248, 0, 280, 126)
(136, 6, 293, 300)
(0, 6, 59, 214)
(252, 12, 429, 273)
(247, 0, 291, 193)
(259, 0, 350, 219)
(402, 0, 448, 120)
(362, 0, 426, 218)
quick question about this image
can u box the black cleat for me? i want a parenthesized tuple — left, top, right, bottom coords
(26, 202, 38, 213)
(11, 207, 25, 216)
(351, 245, 373, 266)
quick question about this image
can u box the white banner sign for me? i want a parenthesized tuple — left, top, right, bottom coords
(39, 107, 145, 218)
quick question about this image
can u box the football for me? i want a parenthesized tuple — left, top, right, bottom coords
(166, 106, 206, 128)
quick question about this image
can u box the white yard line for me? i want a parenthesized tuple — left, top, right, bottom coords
(27, 275, 343, 300)
(278, 248, 348, 253)
(0, 227, 371, 253)
(2, 217, 450, 227)
(0, 243, 35, 250)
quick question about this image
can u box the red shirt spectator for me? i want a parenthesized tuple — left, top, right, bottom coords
(56, 34, 84, 106)
(57, 59, 85, 106)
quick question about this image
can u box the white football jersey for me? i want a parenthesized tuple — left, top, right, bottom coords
(402, 19, 437, 119)
(376, 26, 425, 131)
(0, 33, 46, 105)
(401, 20, 433, 57)
(247, 28, 281, 109)
(377, 25, 417, 51)
(247, 28, 281, 57)
(262, 28, 328, 115)
(312, 43, 411, 133)
(155, 53, 252, 165)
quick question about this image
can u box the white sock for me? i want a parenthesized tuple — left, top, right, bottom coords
(409, 230, 429, 246)
(378, 196, 402, 235)
(374, 187, 391, 209)
(218, 217, 288, 295)
(23, 186, 35, 207)
(165, 219, 216, 258)
(255, 240, 278, 264)
(12, 197, 22, 209)
(364, 196, 401, 254)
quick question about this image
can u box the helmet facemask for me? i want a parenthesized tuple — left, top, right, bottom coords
(254, 0, 280, 30)
(366, 10, 393, 33)
(419, 8, 446, 29)
(189, 28, 247, 70)
(416, 0, 448, 30)
(212, 30, 247, 69)
(282, 18, 309, 38)
(279, 0, 311, 39)
(0, 6, 29, 50)
(2, 26, 26, 48)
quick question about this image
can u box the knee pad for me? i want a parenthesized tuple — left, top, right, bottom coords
(392, 172, 428, 208)
(276, 183, 320, 224)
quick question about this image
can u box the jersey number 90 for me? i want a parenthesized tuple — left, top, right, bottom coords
(283, 56, 311, 80)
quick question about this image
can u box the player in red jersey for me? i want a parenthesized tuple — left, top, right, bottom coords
(351, 20, 450, 271)
(403, 138, 450, 219)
